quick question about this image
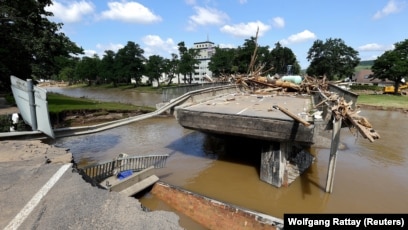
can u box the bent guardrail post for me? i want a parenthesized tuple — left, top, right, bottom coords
(27, 79, 37, 131)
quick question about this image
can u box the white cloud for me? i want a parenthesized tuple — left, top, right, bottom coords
(361, 54, 382, 61)
(46, 0, 94, 23)
(218, 43, 236, 49)
(100, 1, 162, 24)
(239, 0, 248, 4)
(96, 43, 125, 53)
(358, 43, 394, 51)
(280, 30, 317, 45)
(272, 17, 285, 28)
(373, 0, 405, 19)
(187, 6, 229, 30)
(185, 0, 196, 5)
(142, 35, 178, 57)
(83, 49, 97, 57)
(220, 21, 271, 37)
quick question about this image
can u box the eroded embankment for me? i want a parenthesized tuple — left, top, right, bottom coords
(151, 181, 284, 230)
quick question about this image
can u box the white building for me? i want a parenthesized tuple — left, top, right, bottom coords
(191, 41, 215, 83)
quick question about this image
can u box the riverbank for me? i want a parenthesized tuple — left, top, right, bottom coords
(0, 95, 184, 228)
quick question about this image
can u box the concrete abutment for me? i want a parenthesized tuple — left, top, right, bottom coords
(260, 141, 314, 187)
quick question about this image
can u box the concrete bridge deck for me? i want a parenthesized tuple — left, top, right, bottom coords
(176, 93, 315, 144)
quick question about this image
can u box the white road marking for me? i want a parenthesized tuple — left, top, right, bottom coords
(237, 108, 248, 114)
(4, 163, 72, 230)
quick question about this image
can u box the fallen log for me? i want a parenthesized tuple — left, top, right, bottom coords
(273, 105, 311, 127)
(274, 80, 300, 91)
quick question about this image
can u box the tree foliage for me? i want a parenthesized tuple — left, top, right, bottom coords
(114, 41, 145, 85)
(234, 37, 259, 74)
(75, 55, 100, 85)
(177, 42, 199, 84)
(209, 39, 300, 78)
(163, 54, 179, 85)
(99, 50, 116, 86)
(208, 47, 236, 77)
(0, 0, 83, 91)
(372, 39, 408, 94)
(306, 38, 360, 80)
(145, 55, 165, 86)
(269, 42, 300, 75)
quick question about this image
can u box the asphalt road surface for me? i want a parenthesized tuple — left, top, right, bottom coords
(0, 140, 182, 230)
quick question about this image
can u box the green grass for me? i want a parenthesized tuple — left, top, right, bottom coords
(357, 94, 408, 109)
(47, 93, 155, 113)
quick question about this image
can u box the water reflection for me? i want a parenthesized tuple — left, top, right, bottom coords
(45, 86, 162, 107)
(51, 103, 408, 221)
(356, 110, 408, 167)
(43, 87, 408, 229)
(54, 134, 121, 166)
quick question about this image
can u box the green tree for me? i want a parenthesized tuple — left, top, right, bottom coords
(99, 50, 117, 86)
(74, 55, 100, 85)
(56, 56, 79, 83)
(233, 37, 272, 75)
(306, 38, 360, 80)
(269, 42, 300, 75)
(372, 39, 408, 94)
(0, 0, 83, 91)
(145, 55, 165, 86)
(178, 42, 199, 84)
(163, 54, 179, 85)
(208, 47, 236, 77)
(115, 41, 145, 85)
(234, 37, 257, 74)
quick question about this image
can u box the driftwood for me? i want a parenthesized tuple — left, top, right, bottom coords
(273, 105, 311, 127)
(210, 30, 380, 143)
(345, 113, 380, 142)
(329, 97, 380, 142)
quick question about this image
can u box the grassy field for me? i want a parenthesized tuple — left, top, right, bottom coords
(356, 94, 408, 109)
(47, 93, 155, 113)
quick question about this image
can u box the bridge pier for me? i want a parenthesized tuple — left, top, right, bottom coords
(260, 142, 314, 187)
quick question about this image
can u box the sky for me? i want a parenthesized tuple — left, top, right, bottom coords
(46, 0, 407, 69)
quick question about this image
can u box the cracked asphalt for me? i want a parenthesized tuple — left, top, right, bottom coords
(0, 140, 182, 230)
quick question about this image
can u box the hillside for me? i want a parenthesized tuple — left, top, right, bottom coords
(355, 60, 374, 72)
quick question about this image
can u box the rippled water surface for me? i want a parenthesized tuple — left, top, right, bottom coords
(50, 88, 408, 227)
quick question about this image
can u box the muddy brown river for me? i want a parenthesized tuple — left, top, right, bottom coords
(48, 87, 408, 228)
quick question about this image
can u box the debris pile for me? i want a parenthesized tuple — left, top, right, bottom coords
(323, 91, 381, 142)
(215, 29, 380, 142)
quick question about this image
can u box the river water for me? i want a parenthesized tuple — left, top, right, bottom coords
(47, 87, 408, 227)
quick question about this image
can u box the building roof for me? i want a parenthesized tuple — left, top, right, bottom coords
(193, 41, 215, 45)
(354, 69, 393, 84)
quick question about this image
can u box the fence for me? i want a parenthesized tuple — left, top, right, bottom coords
(81, 154, 169, 183)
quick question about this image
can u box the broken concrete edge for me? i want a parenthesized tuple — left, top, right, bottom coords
(151, 181, 284, 230)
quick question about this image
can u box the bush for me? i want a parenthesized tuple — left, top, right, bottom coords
(350, 85, 381, 91)
(0, 114, 32, 132)
(0, 115, 12, 132)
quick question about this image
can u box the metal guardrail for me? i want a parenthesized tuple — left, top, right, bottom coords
(81, 154, 169, 183)
(161, 82, 231, 102)
(0, 84, 236, 139)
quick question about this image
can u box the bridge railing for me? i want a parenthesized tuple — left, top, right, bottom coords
(81, 154, 169, 183)
(161, 82, 231, 102)
(328, 83, 359, 109)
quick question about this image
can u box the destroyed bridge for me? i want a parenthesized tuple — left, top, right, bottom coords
(161, 79, 379, 191)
